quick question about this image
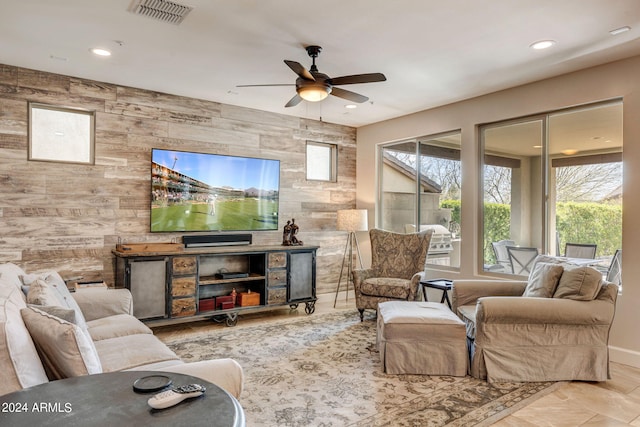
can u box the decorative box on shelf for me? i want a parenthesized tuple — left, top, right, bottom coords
(238, 291, 260, 307)
(216, 295, 235, 310)
(199, 297, 216, 312)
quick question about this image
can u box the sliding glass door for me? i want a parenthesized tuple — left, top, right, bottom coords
(379, 131, 462, 269)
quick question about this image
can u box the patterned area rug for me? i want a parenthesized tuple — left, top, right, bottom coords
(163, 310, 561, 426)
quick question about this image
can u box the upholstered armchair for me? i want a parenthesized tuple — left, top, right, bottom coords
(452, 255, 619, 382)
(353, 228, 433, 321)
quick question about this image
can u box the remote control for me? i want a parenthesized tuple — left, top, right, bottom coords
(147, 384, 206, 409)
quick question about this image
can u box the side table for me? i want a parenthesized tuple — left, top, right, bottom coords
(420, 278, 453, 309)
(0, 371, 245, 426)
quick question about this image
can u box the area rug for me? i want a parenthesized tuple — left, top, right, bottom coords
(163, 310, 562, 426)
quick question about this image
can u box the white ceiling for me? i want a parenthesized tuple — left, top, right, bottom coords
(1, 0, 640, 127)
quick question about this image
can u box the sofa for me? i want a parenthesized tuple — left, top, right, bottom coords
(0, 262, 243, 398)
(452, 256, 619, 383)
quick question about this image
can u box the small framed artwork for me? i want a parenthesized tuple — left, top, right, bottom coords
(28, 102, 95, 165)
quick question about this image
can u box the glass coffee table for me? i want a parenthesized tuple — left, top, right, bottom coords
(0, 371, 245, 426)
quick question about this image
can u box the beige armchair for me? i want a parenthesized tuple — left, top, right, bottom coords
(452, 263, 619, 382)
(352, 228, 432, 321)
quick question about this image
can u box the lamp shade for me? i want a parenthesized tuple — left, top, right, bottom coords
(298, 85, 330, 102)
(336, 209, 368, 232)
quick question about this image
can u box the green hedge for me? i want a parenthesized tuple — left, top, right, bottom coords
(476, 201, 621, 264)
(556, 202, 622, 257)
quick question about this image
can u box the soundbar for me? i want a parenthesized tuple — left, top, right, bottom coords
(183, 234, 253, 248)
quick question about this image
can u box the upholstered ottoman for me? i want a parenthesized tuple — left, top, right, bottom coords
(377, 301, 467, 376)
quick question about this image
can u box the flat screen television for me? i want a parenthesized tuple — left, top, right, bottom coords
(151, 148, 280, 232)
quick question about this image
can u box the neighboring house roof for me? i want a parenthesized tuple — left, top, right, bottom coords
(602, 184, 622, 202)
(382, 152, 442, 193)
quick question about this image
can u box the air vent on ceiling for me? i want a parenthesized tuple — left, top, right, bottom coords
(128, 0, 193, 25)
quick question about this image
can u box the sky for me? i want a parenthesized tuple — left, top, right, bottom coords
(152, 149, 280, 191)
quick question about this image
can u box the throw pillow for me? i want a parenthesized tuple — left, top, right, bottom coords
(27, 304, 76, 324)
(20, 306, 102, 380)
(553, 265, 603, 301)
(26, 275, 88, 331)
(523, 262, 564, 298)
(0, 286, 49, 395)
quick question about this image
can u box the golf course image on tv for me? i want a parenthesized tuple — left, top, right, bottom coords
(151, 148, 280, 232)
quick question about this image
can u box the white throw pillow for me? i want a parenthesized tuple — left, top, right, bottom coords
(0, 286, 49, 395)
(20, 306, 102, 380)
(523, 262, 564, 298)
(26, 274, 88, 331)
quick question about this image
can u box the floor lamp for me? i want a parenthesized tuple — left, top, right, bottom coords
(334, 209, 368, 307)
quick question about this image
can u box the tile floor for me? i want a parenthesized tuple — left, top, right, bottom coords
(153, 292, 640, 426)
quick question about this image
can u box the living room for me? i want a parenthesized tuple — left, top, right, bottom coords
(2, 1, 640, 426)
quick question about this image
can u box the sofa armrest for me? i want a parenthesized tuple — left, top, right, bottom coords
(72, 288, 134, 321)
(452, 280, 526, 312)
(476, 296, 615, 326)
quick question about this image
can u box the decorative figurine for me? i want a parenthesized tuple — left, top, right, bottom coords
(282, 220, 292, 246)
(282, 218, 303, 246)
(290, 218, 303, 246)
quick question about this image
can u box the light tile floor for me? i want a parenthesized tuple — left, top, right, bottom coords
(153, 292, 640, 426)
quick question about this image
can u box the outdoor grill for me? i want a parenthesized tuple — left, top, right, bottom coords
(423, 224, 454, 262)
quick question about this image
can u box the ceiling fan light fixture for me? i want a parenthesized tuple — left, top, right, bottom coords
(298, 86, 331, 102)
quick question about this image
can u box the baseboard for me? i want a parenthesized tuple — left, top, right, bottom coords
(609, 345, 640, 369)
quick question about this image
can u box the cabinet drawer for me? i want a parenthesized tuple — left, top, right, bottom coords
(171, 297, 196, 317)
(172, 256, 197, 275)
(267, 287, 286, 305)
(268, 270, 287, 287)
(268, 252, 287, 268)
(171, 276, 196, 296)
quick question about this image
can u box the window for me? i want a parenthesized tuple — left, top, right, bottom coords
(306, 141, 337, 182)
(378, 131, 462, 268)
(481, 101, 622, 276)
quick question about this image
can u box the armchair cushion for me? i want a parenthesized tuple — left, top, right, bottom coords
(522, 262, 564, 298)
(457, 304, 477, 340)
(359, 278, 412, 299)
(553, 265, 602, 301)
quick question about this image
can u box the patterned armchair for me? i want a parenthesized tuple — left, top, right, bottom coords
(353, 228, 433, 321)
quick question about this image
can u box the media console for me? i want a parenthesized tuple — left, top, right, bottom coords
(112, 244, 317, 327)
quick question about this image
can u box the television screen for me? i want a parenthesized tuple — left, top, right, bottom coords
(151, 148, 280, 232)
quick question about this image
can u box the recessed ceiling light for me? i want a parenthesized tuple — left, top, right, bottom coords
(562, 149, 578, 155)
(530, 40, 556, 50)
(345, 104, 357, 109)
(90, 48, 111, 57)
(610, 26, 631, 36)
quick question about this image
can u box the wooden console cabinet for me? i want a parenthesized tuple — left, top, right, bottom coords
(113, 245, 317, 326)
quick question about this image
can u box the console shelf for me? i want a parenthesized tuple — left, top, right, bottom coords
(198, 273, 266, 286)
(113, 245, 317, 327)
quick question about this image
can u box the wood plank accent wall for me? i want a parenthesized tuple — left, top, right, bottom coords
(0, 64, 356, 295)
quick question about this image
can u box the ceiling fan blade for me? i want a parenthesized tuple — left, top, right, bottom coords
(329, 73, 386, 86)
(330, 87, 369, 103)
(236, 84, 295, 87)
(285, 94, 303, 108)
(284, 60, 315, 81)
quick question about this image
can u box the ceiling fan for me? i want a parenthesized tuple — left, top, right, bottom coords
(237, 45, 386, 108)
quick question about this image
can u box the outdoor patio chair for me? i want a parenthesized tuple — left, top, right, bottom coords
(606, 249, 622, 288)
(565, 243, 597, 259)
(491, 240, 516, 273)
(506, 246, 539, 276)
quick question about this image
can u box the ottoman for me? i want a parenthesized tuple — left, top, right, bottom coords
(377, 301, 467, 376)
